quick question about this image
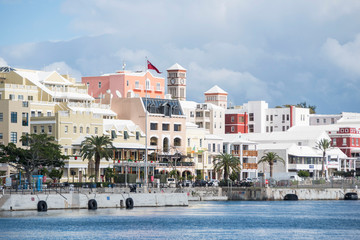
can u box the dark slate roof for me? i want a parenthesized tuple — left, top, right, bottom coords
(142, 98, 183, 116)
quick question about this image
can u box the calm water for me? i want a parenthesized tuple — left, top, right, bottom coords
(0, 201, 360, 239)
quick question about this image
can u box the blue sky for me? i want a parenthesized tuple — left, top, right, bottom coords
(1, 0, 360, 114)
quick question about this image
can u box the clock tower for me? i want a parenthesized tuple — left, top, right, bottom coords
(167, 63, 187, 101)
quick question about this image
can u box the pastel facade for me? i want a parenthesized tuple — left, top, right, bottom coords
(329, 127, 360, 158)
(82, 70, 165, 100)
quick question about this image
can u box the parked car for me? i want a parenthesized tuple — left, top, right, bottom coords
(167, 178, 176, 187)
(208, 179, 219, 187)
(181, 180, 192, 187)
(193, 180, 208, 187)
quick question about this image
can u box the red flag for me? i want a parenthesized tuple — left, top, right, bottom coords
(147, 60, 162, 74)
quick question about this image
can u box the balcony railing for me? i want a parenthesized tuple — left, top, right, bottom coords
(243, 163, 258, 169)
(243, 150, 258, 157)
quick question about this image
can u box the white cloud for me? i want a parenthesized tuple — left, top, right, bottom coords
(43, 62, 82, 82)
(187, 63, 271, 103)
(0, 57, 8, 66)
(322, 34, 360, 77)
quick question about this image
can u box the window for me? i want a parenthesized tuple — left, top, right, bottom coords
(190, 111, 194, 117)
(156, 83, 161, 91)
(188, 138, 191, 146)
(136, 131, 140, 140)
(41, 126, 45, 133)
(0, 133, 2, 139)
(200, 139, 203, 147)
(287, 114, 289, 121)
(323, 119, 326, 123)
(343, 138, 346, 145)
(11, 112, 17, 123)
(65, 126, 68, 133)
(266, 115, 269, 121)
(9, 94, 15, 100)
(231, 126, 235, 132)
(33, 126, 37, 133)
(266, 126, 269, 132)
(150, 137, 158, 146)
(87, 82, 89, 88)
(150, 123, 158, 130)
(37, 111, 42, 117)
(213, 144, 216, 153)
(249, 124, 254, 133)
(95, 127, 98, 134)
(111, 130, 117, 139)
(80, 127, 83, 133)
(47, 111, 52, 117)
(86, 127, 90, 134)
(174, 124, 181, 131)
(18, 95, 24, 100)
(208, 144, 211, 152)
(28, 96, 33, 101)
(316, 119, 319, 123)
(135, 81, 139, 89)
(73, 126, 77, 133)
(48, 126, 52, 133)
(162, 123, 169, 131)
(282, 126, 285, 131)
(174, 138, 181, 146)
(198, 155, 203, 163)
(249, 113, 254, 121)
(270, 126, 273, 132)
(231, 116, 234, 122)
(282, 114, 285, 121)
(31, 111, 35, 117)
(239, 116, 244, 122)
(208, 156, 212, 164)
(124, 131, 129, 140)
(270, 115, 273, 121)
(217, 144, 220, 152)
(0, 113, 3, 122)
(10, 132, 17, 143)
(352, 138, 355, 146)
(98, 82, 102, 88)
(356, 139, 359, 146)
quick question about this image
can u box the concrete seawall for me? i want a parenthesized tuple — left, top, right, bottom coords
(0, 192, 188, 211)
(226, 187, 360, 200)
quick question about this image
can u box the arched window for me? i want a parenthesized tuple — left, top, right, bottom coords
(150, 137, 158, 146)
(163, 138, 169, 152)
(174, 137, 181, 147)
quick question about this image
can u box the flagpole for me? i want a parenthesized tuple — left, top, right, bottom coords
(144, 56, 148, 191)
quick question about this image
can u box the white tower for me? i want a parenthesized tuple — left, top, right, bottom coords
(167, 63, 187, 101)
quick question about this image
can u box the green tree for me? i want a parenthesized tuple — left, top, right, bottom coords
(258, 152, 285, 178)
(80, 135, 114, 182)
(104, 167, 115, 182)
(296, 101, 316, 114)
(213, 153, 241, 180)
(49, 169, 64, 183)
(0, 134, 66, 186)
(316, 138, 331, 178)
(297, 170, 310, 178)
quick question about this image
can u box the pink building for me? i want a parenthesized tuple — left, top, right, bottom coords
(82, 70, 165, 99)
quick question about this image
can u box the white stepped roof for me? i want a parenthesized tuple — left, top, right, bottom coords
(167, 63, 186, 71)
(103, 119, 144, 134)
(205, 85, 227, 94)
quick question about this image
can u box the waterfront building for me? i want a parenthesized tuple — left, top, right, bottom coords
(0, 67, 118, 182)
(310, 112, 360, 126)
(328, 127, 360, 158)
(222, 134, 258, 179)
(226, 101, 310, 134)
(110, 96, 189, 176)
(82, 70, 165, 100)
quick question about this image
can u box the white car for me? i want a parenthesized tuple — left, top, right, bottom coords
(166, 178, 176, 187)
(209, 179, 219, 187)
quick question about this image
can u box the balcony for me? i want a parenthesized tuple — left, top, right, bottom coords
(243, 150, 258, 157)
(243, 163, 258, 169)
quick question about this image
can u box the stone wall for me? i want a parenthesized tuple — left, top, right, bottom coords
(0, 192, 188, 211)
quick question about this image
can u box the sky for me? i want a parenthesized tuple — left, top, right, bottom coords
(1, 0, 360, 114)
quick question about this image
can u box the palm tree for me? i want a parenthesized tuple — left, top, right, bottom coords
(258, 152, 285, 178)
(316, 139, 331, 178)
(80, 136, 114, 182)
(213, 153, 241, 181)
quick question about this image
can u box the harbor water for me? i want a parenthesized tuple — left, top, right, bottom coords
(0, 200, 360, 239)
